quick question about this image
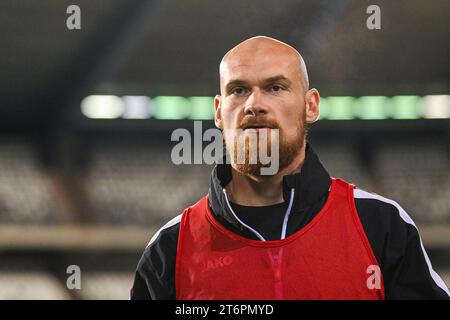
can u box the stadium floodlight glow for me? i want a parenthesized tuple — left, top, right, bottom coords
(318, 97, 330, 120)
(121, 96, 152, 119)
(80, 94, 448, 121)
(326, 96, 355, 120)
(81, 95, 124, 119)
(354, 96, 389, 120)
(389, 96, 420, 119)
(189, 97, 215, 120)
(152, 96, 191, 119)
(421, 95, 450, 119)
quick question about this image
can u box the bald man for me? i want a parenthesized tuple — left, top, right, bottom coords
(131, 36, 449, 300)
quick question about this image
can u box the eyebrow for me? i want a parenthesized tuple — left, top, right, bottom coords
(225, 75, 292, 94)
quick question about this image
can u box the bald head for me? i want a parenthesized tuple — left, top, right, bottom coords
(219, 36, 309, 91)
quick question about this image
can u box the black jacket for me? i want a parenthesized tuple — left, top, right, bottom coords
(131, 143, 450, 300)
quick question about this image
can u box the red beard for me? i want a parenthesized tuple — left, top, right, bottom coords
(224, 112, 307, 176)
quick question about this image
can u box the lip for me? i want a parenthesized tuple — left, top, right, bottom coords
(242, 125, 274, 131)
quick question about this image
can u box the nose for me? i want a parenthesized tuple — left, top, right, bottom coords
(244, 88, 268, 116)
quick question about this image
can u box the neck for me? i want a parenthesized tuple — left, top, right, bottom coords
(226, 144, 306, 206)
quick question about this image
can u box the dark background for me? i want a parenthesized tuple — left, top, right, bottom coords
(0, 0, 449, 299)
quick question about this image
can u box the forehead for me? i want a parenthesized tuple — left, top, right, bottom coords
(221, 48, 301, 85)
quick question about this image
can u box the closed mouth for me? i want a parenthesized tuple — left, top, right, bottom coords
(242, 125, 274, 130)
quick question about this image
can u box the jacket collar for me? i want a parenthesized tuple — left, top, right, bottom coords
(207, 142, 331, 238)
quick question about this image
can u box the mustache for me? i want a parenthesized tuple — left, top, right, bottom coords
(237, 117, 280, 130)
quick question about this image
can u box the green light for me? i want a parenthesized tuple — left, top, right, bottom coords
(80, 94, 436, 121)
(327, 97, 355, 120)
(318, 97, 330, 120)
(389, 96, 420, 119)
(189, 97, 215, 120)
(152, 96, 191, 119)
(354, 96, 389, 119)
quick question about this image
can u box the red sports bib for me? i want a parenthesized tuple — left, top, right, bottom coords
(176, 178, 384, 300)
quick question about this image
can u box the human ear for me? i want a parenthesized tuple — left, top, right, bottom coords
(214, 95, 223, 129)
(305, 88, 320, 124)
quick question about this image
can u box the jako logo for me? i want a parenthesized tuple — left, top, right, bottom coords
(202, 256, 233, 272)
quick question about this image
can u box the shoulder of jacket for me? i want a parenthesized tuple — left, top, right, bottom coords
(144, 215, 181, 251)
(353, 187, 417, 228)
(142, 196, 208, 252)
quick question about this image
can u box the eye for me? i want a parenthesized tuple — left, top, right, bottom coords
(269, 84, 284, 92)
(232, 87, 248, 96)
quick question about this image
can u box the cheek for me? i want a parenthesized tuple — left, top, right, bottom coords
(221, 103, 242, 128)
(280, 114, 304, 139)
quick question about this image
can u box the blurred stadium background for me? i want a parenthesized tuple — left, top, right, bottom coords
(0, 0, 449, 299)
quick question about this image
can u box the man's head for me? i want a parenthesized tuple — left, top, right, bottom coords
(214, 36, 320, 176)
